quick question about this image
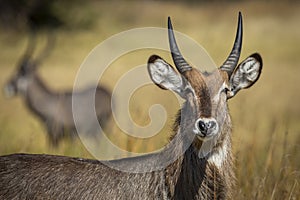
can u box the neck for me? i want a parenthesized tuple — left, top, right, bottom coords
(27, 73, 53, 95)
(165, 111, 234, 199)
(24, 73, 58, 120)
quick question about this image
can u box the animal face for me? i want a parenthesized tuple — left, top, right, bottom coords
(148, 54, 262, 142)
(4, 58, 37, 97)
(4, 32, 53, 97)
(147, 13, 262, 144)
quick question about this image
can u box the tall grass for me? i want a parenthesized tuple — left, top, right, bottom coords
(0, 1, 299, 199)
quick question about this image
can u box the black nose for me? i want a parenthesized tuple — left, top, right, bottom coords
(197, 119, 217, 136)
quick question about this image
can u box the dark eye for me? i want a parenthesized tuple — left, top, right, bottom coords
(222, 87, 229, 94)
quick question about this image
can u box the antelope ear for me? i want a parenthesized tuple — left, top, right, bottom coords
(228, 53, 262, 98)
(147, 55, 189, 97)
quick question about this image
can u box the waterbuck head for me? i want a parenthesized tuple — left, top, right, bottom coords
(148, 13, 262, 156)
(4, 33, 54, 97)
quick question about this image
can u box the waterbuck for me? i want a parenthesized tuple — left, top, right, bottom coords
(0, 13, 262, 199)
(3, 33, 112, 147)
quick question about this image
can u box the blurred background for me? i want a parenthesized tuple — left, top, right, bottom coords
(0, 0, 299, 199)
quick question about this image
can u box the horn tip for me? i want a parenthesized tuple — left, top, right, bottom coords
(168, 17, 173, 30)
(238, 12, 243, 23)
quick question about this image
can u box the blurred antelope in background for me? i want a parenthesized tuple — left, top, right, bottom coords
(0, 13, 262, 199)
(4, 32, 112, 147)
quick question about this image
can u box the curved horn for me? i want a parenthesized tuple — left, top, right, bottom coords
(22, 31, 36, 61)
(220, 12, 243, 76)
(35, 31, 55, 65)
(168, 17, 192, 73)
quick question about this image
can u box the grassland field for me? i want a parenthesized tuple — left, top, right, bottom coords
(0, 1, 299, 199)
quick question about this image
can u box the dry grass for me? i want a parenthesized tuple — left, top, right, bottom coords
(0, 1, 299, 199)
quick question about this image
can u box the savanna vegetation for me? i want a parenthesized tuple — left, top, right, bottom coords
(0, 1, 299, 199)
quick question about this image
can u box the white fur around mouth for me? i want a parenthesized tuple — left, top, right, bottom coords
(193, 128, 209, 141)
(4, 85, 15, 98)
(193, 125, 219, 141)
(195, 133, 214, 141)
